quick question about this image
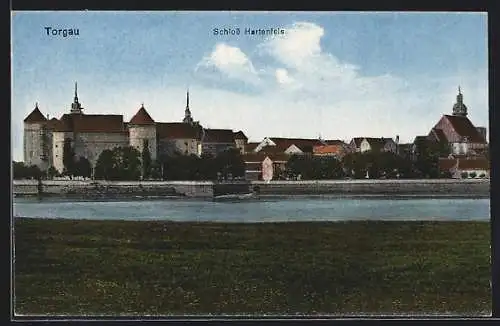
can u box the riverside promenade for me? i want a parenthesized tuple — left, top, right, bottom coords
(12, 179, 490, 198)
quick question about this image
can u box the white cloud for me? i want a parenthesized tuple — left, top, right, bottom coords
(275, 68, 293, 84)
(196, 43, 260, 85)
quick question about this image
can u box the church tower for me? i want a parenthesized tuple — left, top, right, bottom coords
(70, 82, 83, 114)
(452, 86, 468, 117)
(182, 89, 194, 124)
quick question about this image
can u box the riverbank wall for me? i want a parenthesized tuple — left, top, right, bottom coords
(12, 179, 490, 198)
(251, 179, 490, 197)
(12, 180, 252, 199)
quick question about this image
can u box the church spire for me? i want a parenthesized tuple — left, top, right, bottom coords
(452, 85, 467, 117)
(183, 88, 194, 124)
(70, 81, 83, 114)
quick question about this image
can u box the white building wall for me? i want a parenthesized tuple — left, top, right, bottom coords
(23, 123, 50, 170)
(129, 126, 157, 160)
(52, 131, 129, 173)
(360, 139, 371, 152)
(158, 138, 199, 157)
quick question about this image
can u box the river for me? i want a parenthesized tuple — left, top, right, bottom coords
(12, 196, 490, 222)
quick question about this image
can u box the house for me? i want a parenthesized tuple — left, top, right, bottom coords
(254, 137, 325, 155)
(397, 143, 413, 160)
(156, 122, 202, 158)
(312, 144, 347, 159)
(438, 157, 489, 179)
(200, 129, 236, 157)
(350, 137, 397, 153)
(242, 152, 289, 181)
(233, 130, 249, 154)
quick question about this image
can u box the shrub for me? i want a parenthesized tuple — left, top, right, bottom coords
(460, 172, 468, 179)
(469, 172, 477, 179)
(479, 173, 486, 178)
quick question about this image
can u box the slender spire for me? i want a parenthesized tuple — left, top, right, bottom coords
(183, 88, 193, 124)
(70, 81, 83, 114)
(141, 102, 144, 108)
(35, 102, 38, 109)
(458, 85, 461, 94)
(74, 81, 79, 102)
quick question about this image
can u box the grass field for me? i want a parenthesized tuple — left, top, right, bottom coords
(13, 218, 491, 316)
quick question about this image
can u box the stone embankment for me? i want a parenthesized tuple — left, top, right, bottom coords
(251, 179, 490, 197)
(12, 179, 490, 199)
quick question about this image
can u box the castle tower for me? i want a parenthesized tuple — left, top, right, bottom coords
(70, 82, 83, 114)
(182, 89, 194, 124)
(452, 86, 468, 117)
(128, 103, 157, 160)
(23, 102, 50, 170)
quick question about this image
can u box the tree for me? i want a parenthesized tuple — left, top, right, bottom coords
(95, 149, 115, 180)
(141, 140, 152, 179)
(342, 152, 368, 179)
(215, 148, 245, 180)
(62, 138, 75, 176)
(47, 166, 59, 179)
(117, 146, 142, 180)
(74, 156, 92, 178)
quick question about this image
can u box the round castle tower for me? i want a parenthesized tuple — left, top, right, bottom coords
(128, 103, 157, 160)
(23, 103, 50, 171)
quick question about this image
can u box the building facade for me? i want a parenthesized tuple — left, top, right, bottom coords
(23, 84, 243, 173)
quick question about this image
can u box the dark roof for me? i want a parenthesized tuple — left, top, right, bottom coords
(439, 157, 489, 171)
(233, 130, 248, 140)
(429, 128, 448, 142)
(350, 137, 364, 147)
(267, 137, 323, 152)
(413, 136, 430, 144)
(444, 115, 486, 143)
(156, 122, 202, 140)
(363, 137, 393, 151)
(51, 114, 126, 133)
(129, 106, 155, 125)
(323, 139, 347, 146)
(24, 106, 47, 123)
(246, 142, 260, 152)
(203, 129, 235, 143)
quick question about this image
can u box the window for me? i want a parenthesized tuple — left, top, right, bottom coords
(55, 144, 58, 148)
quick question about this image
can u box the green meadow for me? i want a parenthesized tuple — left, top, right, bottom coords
(14, 218, 491, 316)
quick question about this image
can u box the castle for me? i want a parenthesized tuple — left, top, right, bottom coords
(23, 83, 248, 173)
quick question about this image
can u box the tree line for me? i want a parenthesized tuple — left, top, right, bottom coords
(13, 137, 481, 181)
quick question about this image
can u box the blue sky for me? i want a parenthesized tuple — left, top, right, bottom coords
(11, 11, 488, 161)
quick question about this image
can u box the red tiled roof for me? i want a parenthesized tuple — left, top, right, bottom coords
(444, 115, 486, 143)
(268, 137, 323, 152)
(129, 106, 155, 125)
(156, 122, 202, 140)
(52, 114, 126, 133)
(24, 106, 47, 123)
(313, 144, 345, 155)
(202, 129, 235, 143)
(233, 130, 248, 140)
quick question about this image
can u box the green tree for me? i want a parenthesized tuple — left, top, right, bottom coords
(62, 138, 75, 176)
(13, 161, 27, 179)
(342, 152, 368, 179)
(74, 156, 92, 178)
(47, 166, 59, 179)
(141, 140, 152, 179)
(95, 149, 115, 180)
(215, 148, 245, 180)
(117, 146, 142, 180)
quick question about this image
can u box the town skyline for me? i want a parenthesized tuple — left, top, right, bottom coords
(12, 11, 488, 162)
